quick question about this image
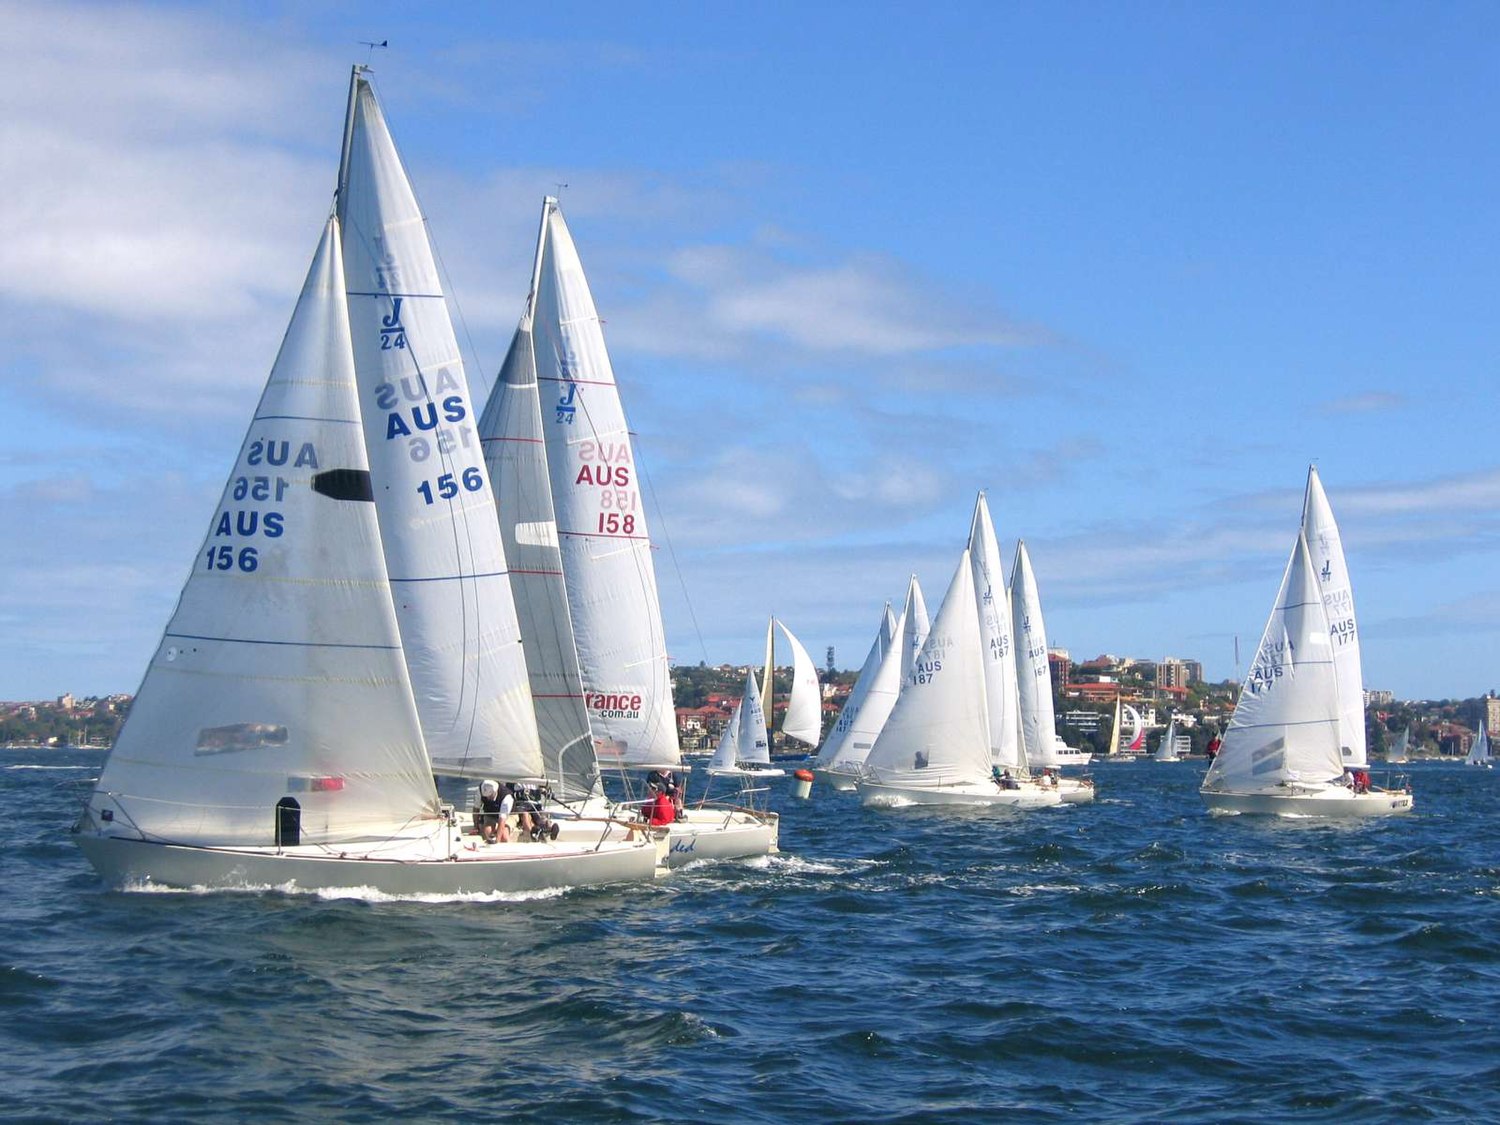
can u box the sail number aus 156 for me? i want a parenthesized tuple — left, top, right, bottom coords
(416, 467, 484, 505)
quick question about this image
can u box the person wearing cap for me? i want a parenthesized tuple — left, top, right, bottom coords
(477, 779, 511, 844)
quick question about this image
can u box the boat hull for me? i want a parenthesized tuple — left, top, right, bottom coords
(1057, 778, 1095, 805)
(1201, 787, 1414, 817)
(664, 808, 779, 866)
(857, 779, 1062, 809)
(811, 766, 859, 792)
(75, 830, 662, 895)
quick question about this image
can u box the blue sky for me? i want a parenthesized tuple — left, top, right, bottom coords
(3, 0, 1497, 702)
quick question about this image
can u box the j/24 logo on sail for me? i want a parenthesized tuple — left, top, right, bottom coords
(380, 297, 407, 350)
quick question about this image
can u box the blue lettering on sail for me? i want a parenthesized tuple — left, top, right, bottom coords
(380, 296, 407, 351)
(557, 382, 578, 424)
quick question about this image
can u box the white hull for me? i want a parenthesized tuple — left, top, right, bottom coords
(811, 766, 860, 792)
(75, 827, 663, 895)
(704, 766, 786, 778)
(1050, 750, 1094, 767)
(1201, 785, 1414, 818)
(1057, 778, 1095, 805)
(664, 807, 779, 867)
(858, 778, 1062, 809)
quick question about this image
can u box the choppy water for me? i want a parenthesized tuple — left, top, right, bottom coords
(5, 751, 1499, 1123)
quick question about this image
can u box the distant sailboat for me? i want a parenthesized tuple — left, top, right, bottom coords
(1465, 723, 1492, 768)
(1011, 541, 1093, 769)
(1386, 726, 1411, 765)
(811, 600, 902, 790)
(761, 617, 823, 754)
(706, 669, 786, 778)
(857, 548, 1060, 809)
(1201, 528, 1413, 817)
(1153, 714, 1182, 762)
(1121, 705, 1146, 754)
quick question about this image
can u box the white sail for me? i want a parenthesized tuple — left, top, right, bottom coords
(865, 549, 992, 785)
(1122, 704, 1145, 753)
(1301, 465, 1367, 767)
(1107, 697, 1123, 757)
(736, 670, 773, 767)
(819, 604, 907, 769)
(1154, 715, 1181, 761)
(968, 493, 1026, 771)
(775, 619, 823, 746)
(1387, 726, 1410, 764)
(815, 604, 896, 766)
(477, 200, 596, 800)
(898, 574, 931, 685)
(1011, 541, 1060, 767)
(530, 200, 679, 767)
(1203, 532, 1344, 793)
(87, 219, 439, 846)
(338, 72, 541, 780)
(708, 700, 742, 772)
(1465, 722, 1491, 766)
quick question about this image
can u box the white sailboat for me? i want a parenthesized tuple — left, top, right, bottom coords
(1386, 726, 1411, 765)
(970, 494, 1076, 805)
(812, 577, 923, 791)
(74, 69, 664, 892)
(858, 548, 1060, 809)
(1464, 723, 1492, 768)
(479, 197, 776, 865)
(1301, 465, 1367, 767)
(761, 617, 824, 754)
(1011, 541, 1094, 770)
(1153, 715, 1183, 762)
(1201, 529, 1413, 816)
(706, 669, 786, 778)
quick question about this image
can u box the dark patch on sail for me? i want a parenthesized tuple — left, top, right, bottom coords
(312, 469, 373, 502)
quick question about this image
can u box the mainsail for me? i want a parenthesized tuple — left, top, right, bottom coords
(968, 493, 1026, 771)
(338, 71, 541, 780)
(530, 200, 679, 767)
(1301, 465, 1367, 767)
(88, 218, 438, 846)
(815, 603, 897, 767)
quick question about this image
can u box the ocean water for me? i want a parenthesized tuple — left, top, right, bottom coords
(5, 751, 1499, 1123)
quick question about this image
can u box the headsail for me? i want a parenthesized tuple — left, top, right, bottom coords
(815, 603, 896, 767)
(338, 69, 541, 780)
(1301, 465, 1367, 767)
(1154, 714, 1181, 761)
(775, 619, 823, 746)
(818, 603, 906, 770)
(898, 574, 931, 685)
(531, 200, 679, 767)
(87, 218, 438, 846)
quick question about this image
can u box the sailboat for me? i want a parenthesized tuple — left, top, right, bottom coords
(1153, 714, 1182, 762)
(812, 577, 924, 791)
(857, 548, 1059, 808)
(1011, 542, 1094, 770)
(705, 669, 785, 778)
(478, 196, 777, 865)
(1464, 723, 1492, 767)
(970, 494, 1071, 805)
(1386, 726, 1411, 765)
(760, 617, 823, 757)
(73, 68, 664, 891)
(1301, 465, 1367, 768)
(1200, 528, 1413, 816)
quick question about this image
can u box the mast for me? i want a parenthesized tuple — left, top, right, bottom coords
(334, 65, 365, 223)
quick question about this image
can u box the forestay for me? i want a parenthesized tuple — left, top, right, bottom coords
(89, 220, 439, 846)
(338, 74, 541, 780)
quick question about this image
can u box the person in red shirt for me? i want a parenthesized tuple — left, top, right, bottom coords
(647, 788, 676, 826)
